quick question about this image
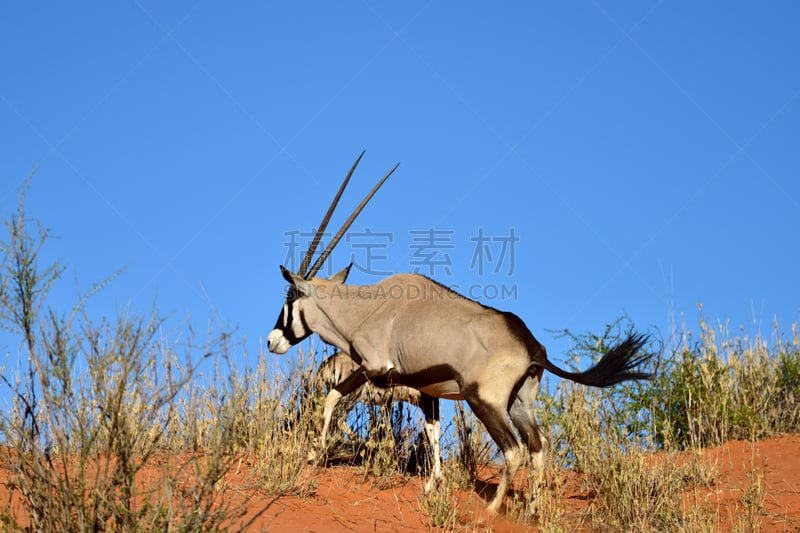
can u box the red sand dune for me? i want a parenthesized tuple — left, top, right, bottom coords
(247, 435, 800, 532)
(2, 435, 799, 531)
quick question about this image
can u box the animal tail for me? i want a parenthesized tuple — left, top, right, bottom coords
(535, 333, 653, 387)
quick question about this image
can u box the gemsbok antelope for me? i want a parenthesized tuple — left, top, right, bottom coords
(267, 153, 652, 514)
(314, 352, 443, 492)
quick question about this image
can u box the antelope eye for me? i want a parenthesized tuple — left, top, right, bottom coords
(286, 287, 303, 303)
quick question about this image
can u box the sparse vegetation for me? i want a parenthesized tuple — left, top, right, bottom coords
(0, 180, 798, 531)
(646, 311, 800, 449)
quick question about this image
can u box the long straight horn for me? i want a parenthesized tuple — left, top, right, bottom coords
(297, 151, 365, 277)
(307, 162, 399, 279)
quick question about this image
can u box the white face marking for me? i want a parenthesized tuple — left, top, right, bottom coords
(288, 301, 309, 339)
(282, 303, 289, 328)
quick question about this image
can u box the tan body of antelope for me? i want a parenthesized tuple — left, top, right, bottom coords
(267, 154, 651, 514)
(314, 352, 443, 492)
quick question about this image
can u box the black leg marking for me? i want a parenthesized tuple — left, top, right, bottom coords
(463, 384, 524, 513)
(334, 366, 369, 396)
(421, 393, 439, 424)
(508, 373, 544, 455)
(465, 393, 520, 456)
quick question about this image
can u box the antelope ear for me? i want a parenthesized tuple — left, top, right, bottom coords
(329, 263, 352, 284)
(280, 266, 313, 296)
(280, 265, 300, 285)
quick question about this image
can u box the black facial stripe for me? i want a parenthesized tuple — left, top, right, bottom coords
(271, 297, 310, 346)
(298, 307, 311, 335)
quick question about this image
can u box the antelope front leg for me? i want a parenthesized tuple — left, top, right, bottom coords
(309, 368, 369, 464)
(308, 388, 342, 464)
(421, 395, 443, 493)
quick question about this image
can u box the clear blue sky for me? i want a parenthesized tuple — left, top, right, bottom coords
(1, 2, 798, 372)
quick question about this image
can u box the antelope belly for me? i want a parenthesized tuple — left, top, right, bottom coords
(418, 380, 464, 400)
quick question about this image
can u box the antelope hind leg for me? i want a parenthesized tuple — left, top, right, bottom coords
(508, 370, 547, 489)
(465, 387, 524, 515)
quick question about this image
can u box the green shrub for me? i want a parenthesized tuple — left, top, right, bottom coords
(645, 311, 800, 449)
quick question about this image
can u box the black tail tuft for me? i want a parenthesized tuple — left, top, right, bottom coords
(539, 332, 653, 388)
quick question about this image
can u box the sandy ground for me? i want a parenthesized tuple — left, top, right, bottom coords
(2, 435, 799, 531)
(245, 435, 800, 532)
